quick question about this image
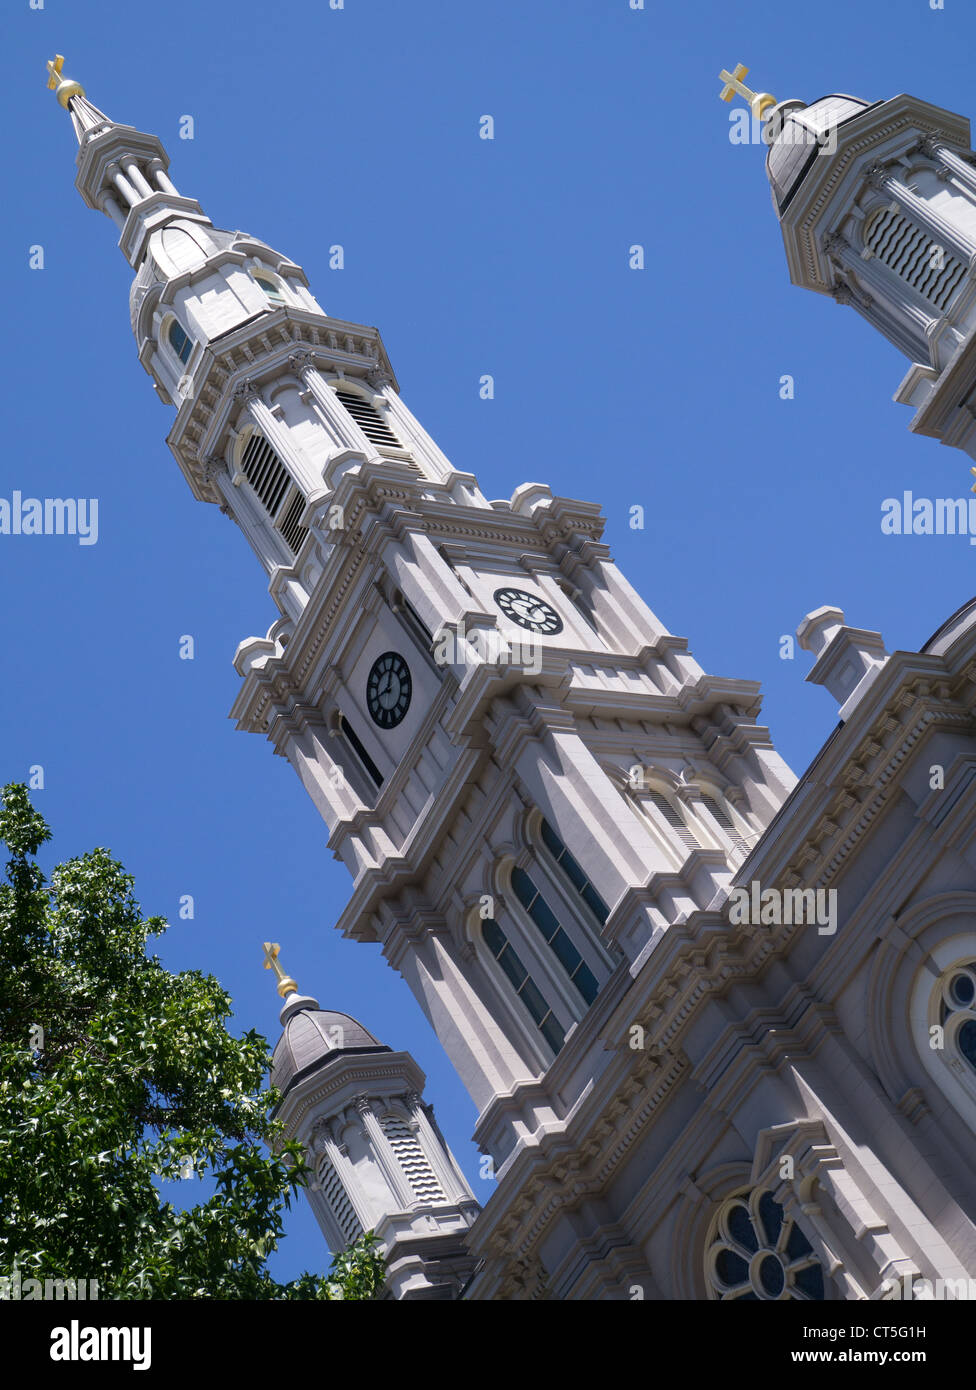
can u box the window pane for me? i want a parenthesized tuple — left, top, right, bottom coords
(558, 850, 588, 894)
(573, 962, 599, 1005)
(539, 818, 564, 860)
(527, 894, 560, 943)
(959, 1019, 976, 1070)
(550, 927, 582, 975)
(482, 917, 505, 958)
(758, 1191, 783, 1248)
(715, 1249, 749, 1287)
(518, 975, 549, 1027)
(511, 866, 535, 908)
(728, 1202, 757, 1253)
(496, 941, 528, 991)
(581, 882, 610, 925)
(540, 1012, 566, 1054)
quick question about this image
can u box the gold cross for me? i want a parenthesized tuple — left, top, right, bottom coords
(718, 63, 777, 121)
(263, 942, 298, 998)
(45, 53, 84, 108)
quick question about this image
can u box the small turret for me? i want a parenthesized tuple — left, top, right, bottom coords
(262, 944, 480, 1300)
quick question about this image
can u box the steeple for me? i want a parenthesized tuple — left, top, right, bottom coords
(51, 64, 796, 1194)
(262, 947, 480, 1300)
(720, 62, 976, 482)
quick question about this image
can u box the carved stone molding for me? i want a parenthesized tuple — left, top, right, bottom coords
(233, 378, 259, 402)
(288, 349, 314, 373)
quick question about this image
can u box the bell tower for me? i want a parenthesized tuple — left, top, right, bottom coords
(719, 61, 976, 477)
(50, 58, 797, 1174)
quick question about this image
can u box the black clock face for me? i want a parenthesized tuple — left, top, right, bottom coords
(493, 587, 563, 635)
(366, 651, 412, 729)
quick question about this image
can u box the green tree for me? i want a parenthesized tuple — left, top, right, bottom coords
(0, 783, 384, 1300)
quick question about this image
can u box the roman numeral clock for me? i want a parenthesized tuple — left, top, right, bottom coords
(493, 587, 563, 635)
(366, 651, 412, 729)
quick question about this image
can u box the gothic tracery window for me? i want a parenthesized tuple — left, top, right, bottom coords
(705, 1188, 825, 1301)
(938, 962, 976, 1074)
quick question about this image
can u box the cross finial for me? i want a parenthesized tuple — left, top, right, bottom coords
(718, 63, 777, 121)
(262, 942, 298, 999)
(45, 54, 85, 110)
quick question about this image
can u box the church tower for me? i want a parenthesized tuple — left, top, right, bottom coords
(719, 63, 976, 472)
(49, 58, 795, 1189)
(262, 944, 479, 1300)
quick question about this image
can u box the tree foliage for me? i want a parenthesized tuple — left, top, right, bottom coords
(0, 783, 385, 1300)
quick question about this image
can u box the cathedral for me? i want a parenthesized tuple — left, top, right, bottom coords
(46, 55, 976, 1300)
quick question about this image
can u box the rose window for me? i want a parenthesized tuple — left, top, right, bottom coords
(705, 1188, 825, 1300)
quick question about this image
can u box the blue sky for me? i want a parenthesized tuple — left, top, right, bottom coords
(4, 0, 975, 1282)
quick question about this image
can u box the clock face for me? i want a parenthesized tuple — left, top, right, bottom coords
(366, 651, 412, 729)
(493, 587, 563, 635)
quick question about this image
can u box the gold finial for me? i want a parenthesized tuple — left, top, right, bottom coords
(46, 54, 85, 110)
(718, 63, 777, 121)
(263, 942, 298, 999)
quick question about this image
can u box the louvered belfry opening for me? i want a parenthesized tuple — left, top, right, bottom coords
(865, 206, 967, 312)
(701, 794, 748, 854)
(317, 1153, 362, 1245)
(335, 387, 401, 447)
(277, 492, 309, 555)
(379, 1112, 446, 1204)
(647, 791, 700, 853)
(239, 430, 308, 557)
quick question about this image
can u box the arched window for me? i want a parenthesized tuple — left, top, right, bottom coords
(538, 817, 610, 926)
(237, 429, 308, 558)
(334, 386, 402, 448)
(864, 205, 966, 312)
(705, 1188, 825, 1301)
(167, 318, 194, 365)
(254, 272, 286, 305)
(481, 916, 565, 1056)
(511, 866, 598, 1005)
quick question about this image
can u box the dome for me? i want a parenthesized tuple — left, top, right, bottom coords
(270, 997, 389, 1096)
(766, 95, 874, 213)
